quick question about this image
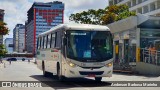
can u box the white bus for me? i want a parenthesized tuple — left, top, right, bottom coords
(36, 24, 113, 81)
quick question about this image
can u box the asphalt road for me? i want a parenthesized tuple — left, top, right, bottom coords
(0, 60, 160, 90)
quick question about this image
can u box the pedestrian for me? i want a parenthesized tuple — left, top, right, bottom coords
(0, 60, 2, 64)
(28, 59, 30, 63)
(9, 59, 11, 65)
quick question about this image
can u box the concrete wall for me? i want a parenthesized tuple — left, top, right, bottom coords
(136, 62, 160, 76)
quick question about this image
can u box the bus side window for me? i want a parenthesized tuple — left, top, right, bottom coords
(50, 34, 52, 48)
(47, 34, 51, 48)
(41, 37, 43, 49)
(43, 36, 45, 49)
(39, 37, 42, 49)
(51, 33, 56, 48)
(56, 31, 61, 48)
(37, 37, 39, 50)
(46, 35, 48, 49)
(44, 36, 47, 49)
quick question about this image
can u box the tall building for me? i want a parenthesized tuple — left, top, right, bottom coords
(109, 0, 160, 16)
(13, 24, 25, 53)
(18, 26, 25, 52)
(4, 38, 13, 53)
(0, 9, 4, 45)
(26, 1, 64, 54)
(0, 9, 4, 21)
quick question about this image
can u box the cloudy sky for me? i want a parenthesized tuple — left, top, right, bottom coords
(0, 0, 109, 39)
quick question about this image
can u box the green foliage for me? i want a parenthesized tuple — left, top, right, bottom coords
(0, 21, 9, 35)
(101, 4, 136, 25)
(69, 4, 136, 25)
(0, 21, 9, 57)
(0, 44, 7, 57)
(69, 9, 105, 25)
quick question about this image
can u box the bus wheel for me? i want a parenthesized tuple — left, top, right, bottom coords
(57, 66, 65, 81)
(42, 62, 50, 77)
(95, 77, 102, 82)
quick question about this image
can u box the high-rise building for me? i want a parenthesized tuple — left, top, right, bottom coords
(0, 9, 4, 45)
(0, 9, 4, 21)
(109, 0, 160, 16)
(26, 1, 64, 54)
(18, 26, 25, 52)
(13, 24, 25, 53)
(4, 38, 13, 53)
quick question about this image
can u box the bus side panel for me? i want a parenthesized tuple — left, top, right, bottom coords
(39, 49, 57, 73)
(48, 51, 59, 74)
(36, 51, 43, 70)
(36, 59, 43, 70)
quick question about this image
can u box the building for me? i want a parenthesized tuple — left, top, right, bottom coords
(18, 26, 25, 52)
(0, 9, 4, 45)
(107, 14, 160, 72)
(109, 0, 160, 16)
(26, 1, 64, 54)
(0, 9, 4, 21)
(13, 24, 25, 53)
(4, 38, 13, 53)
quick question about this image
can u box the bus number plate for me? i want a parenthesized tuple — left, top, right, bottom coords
(87, 74, 95, 77)
(94, 63, 105, 66)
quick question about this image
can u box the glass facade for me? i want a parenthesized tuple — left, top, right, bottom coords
(26, 1, 64, 54)
(5, 38, 13, 53)
(140, 29, 160, 49)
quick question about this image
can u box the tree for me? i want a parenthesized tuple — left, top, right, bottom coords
(69, 9, 105, 25)
(101, 5, 136, 24)
(0, 44, 7, 57)
(69, 4, 136, 25)
(0, 21, 9, 35)
(0, 21, 9, 59)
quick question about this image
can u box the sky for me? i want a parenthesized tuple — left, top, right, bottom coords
(0, 0, 109, 39)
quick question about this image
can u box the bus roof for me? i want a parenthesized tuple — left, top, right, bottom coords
(38, 23, 110, 37)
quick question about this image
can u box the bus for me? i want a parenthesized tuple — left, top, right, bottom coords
(36, 24, 113, 81)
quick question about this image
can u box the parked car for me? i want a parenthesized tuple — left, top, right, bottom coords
(7, 58, 17, 61)
(22, 58, 25, 61)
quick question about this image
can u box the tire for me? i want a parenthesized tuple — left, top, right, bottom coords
(57, 65, 65, 81)
(42, 62, 50, 77)
(95, 77, 102, 82)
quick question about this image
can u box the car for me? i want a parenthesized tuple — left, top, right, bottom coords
(22, 58, 25, 61)
(7, 58, 17, 61)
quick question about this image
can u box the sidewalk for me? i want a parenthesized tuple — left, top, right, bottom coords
(0, 63, 5, 68)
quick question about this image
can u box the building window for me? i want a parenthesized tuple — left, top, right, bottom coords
(137, 8, 142, 14)
(150, 2, 156, 11)
(114, 0, 118, 4)
(157, 1, 160, 9)
(109, 0, 113, 6)
(132, 0, 137, 7)
(143, 5, 149, 13)
(138, 0, 142, 4)
(127, 1, 131, 8)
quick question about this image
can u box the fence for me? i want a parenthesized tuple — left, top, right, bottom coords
(141, 48, 160, 66)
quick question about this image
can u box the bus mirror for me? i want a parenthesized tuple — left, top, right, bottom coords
(63, 38, 67, 45)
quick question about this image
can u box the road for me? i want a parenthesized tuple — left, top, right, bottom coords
(0, 60, 160, 90)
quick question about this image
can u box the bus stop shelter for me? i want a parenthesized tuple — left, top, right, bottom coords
(107, 14, 160, 74)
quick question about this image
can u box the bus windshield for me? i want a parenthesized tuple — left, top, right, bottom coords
(66, 30, 113, 62)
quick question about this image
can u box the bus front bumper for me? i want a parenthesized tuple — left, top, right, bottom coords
(64, 65, 113, 78)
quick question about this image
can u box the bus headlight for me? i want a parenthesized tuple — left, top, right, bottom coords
(106, 62, 112, 67)
(67, 61, 76, 67)
(69, 62, 76, 67)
